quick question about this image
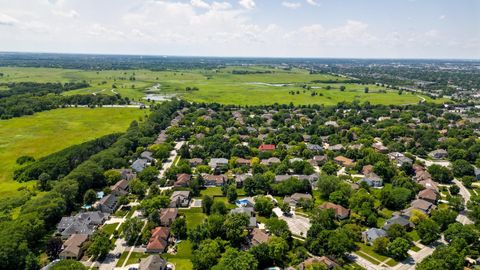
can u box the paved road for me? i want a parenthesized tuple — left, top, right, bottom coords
(453, 179, 474, 225)
(272, 207, 311, 236)
(158, 141, 185, 180)
(414, 155, 451, 168)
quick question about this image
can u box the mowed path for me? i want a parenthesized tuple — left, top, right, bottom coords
(0, 107, 147, 198)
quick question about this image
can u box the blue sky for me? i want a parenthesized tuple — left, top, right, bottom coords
(0, 0, 478, 58)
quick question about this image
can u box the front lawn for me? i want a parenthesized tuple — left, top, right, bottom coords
(163, 240, 194, 270)
(179, 208, 207, 229)
(356, 243, 398, 266)
(101, 223, 119, 236)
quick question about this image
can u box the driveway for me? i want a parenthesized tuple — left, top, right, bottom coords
(158, 140, 185, 179)
(272, 207, 311, 237)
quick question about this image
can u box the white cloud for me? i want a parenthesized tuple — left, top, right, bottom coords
(0, 12, 18, 26)
(191, 0, 210, 9)
(439, 15, 446, 20)
(211, 2, 232, 10)
(282, 1, 301, 9)
(306, 0, 321, 7)
(52, 9, 79, 18)
(239, 0, 255, 9)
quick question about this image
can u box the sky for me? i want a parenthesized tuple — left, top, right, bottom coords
(0, 0, 479, 59)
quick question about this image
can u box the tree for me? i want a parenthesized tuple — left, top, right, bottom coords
(226, 184, 238, 203)
(431, 209, 458, 231)
(192, 239, 223, 270)
(417, 245, 465, 270)
(130, 178, 147, 198)
(104, 169, 121, 185)
(387, 224, 407, 240)
(202, 195, 213, 215)
(171, 218, 187, 239)
(212, 248, 258, 270)
(417, 218, 440, 244)
(122, 217, 143, 245)
(265, 218, 291, 240)
(427, 165, 453, 183)
(46, 237, 63, 260)
(317, 175, 340, 199)
(321, 161, 338, 175)
(409, 209, 427, 225)
(254, 196, 274, 217)
(268, 236, 289, 265)
(449, 185, 460, 195)
(387, 237, 410, 260)
(339, 85, 346, 91)
(51, 260, 87, 270)
(138, 166, 159, 184)
(452, 159, 474, 177)
(87, 231, 113, 259)
(373, 237, 390, 255)
(38, 172, 51, 191)
(224, 213, 249, 246)
(279, 201, 291, 215)
(83, 189, 97, 205)
(380, 185, 412, 210)
(364, 87, 369, 93)
(211, 201, 228, 215)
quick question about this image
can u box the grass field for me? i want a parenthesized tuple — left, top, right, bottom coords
(0, 107, 148, 199)
(163, 240, 194, 270)
(179, 208, 207, 229)
(0, 67, 448, 106)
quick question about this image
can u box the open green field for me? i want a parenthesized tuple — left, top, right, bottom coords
(0, 107, 148, 199)
(0, 67, 448, 106)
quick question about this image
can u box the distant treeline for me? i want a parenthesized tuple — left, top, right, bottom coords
(231, 70, 273, 75)
(0, 100, 183, 270)
(14, 133, 122, 183)
(0, 93, 130, 119)
(0, 82, 89, 98)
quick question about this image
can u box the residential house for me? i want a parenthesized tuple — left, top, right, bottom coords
(146, 227, 170, 253)
(59, 234, 89, 260)
(410, 199, 436, 214)
(189, 158, 203, 167)
(418, 189, 439, 204)
(117, 169, 136, 181)
(132, 158, 149, 173)
(208, 158, 228, 171)
(362, 228, 387, 243)
(334, 156, 354, 167)
(57, 211, 109, 239)
(170, 191, 191, 208)
(250, 228, 270, 246)
(298, 256, 340, 270)
(236, 158, 251, 167)
(325, 121, 339, 128)
(312, 155, 327, 165)
(284, 193, 313, 207)
(306, 143, 323, 152)
(360, 173, 384, 188)
(141, 151, 155, 162)
(383, 215, 413, 231)
(372, 142, 389, 153)
(258, 144, 276, 151)
(111, 179, 129, 196)
(261, 157, 281, 166)
(159, 208, 178, 227)
(475, 167, 480, 181)
(235, 174, 251, 188)
(139, 255, 167, 270)
(97, 194, 118, 213)
(230, 207, 257, 228)
(174, 174, 191, 187)
(362, 165, 374, 175)
(319, 202, 350, 219)
(203, 174, 227, 187)
(429, 149, 448, 159)
(328, 144, 344, 151)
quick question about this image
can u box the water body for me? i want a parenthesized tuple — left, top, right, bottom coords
(143, 94, 176, 101)
(246, 82, 293, 87)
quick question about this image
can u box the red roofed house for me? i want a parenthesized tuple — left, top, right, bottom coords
(258, 144, 275, 151)
(319, 202, 350, 220)
(146, 227, 170, 253)
(174, 174, 191, 187)
(418, 189, 439, 204)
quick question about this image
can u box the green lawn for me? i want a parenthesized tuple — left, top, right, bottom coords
(101, 223, 119, 236)
(197, 187, 223, 198)
(356, 243, 398, 266)
(411, 245, 421, 252)
(163, 240, 194, 270)
(407, 230, 420, 242)
(0, 107, 148, 200)
(117, 252, 149, 267)
(179, 208, 207, 229)
(0, 67, 448, 106)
